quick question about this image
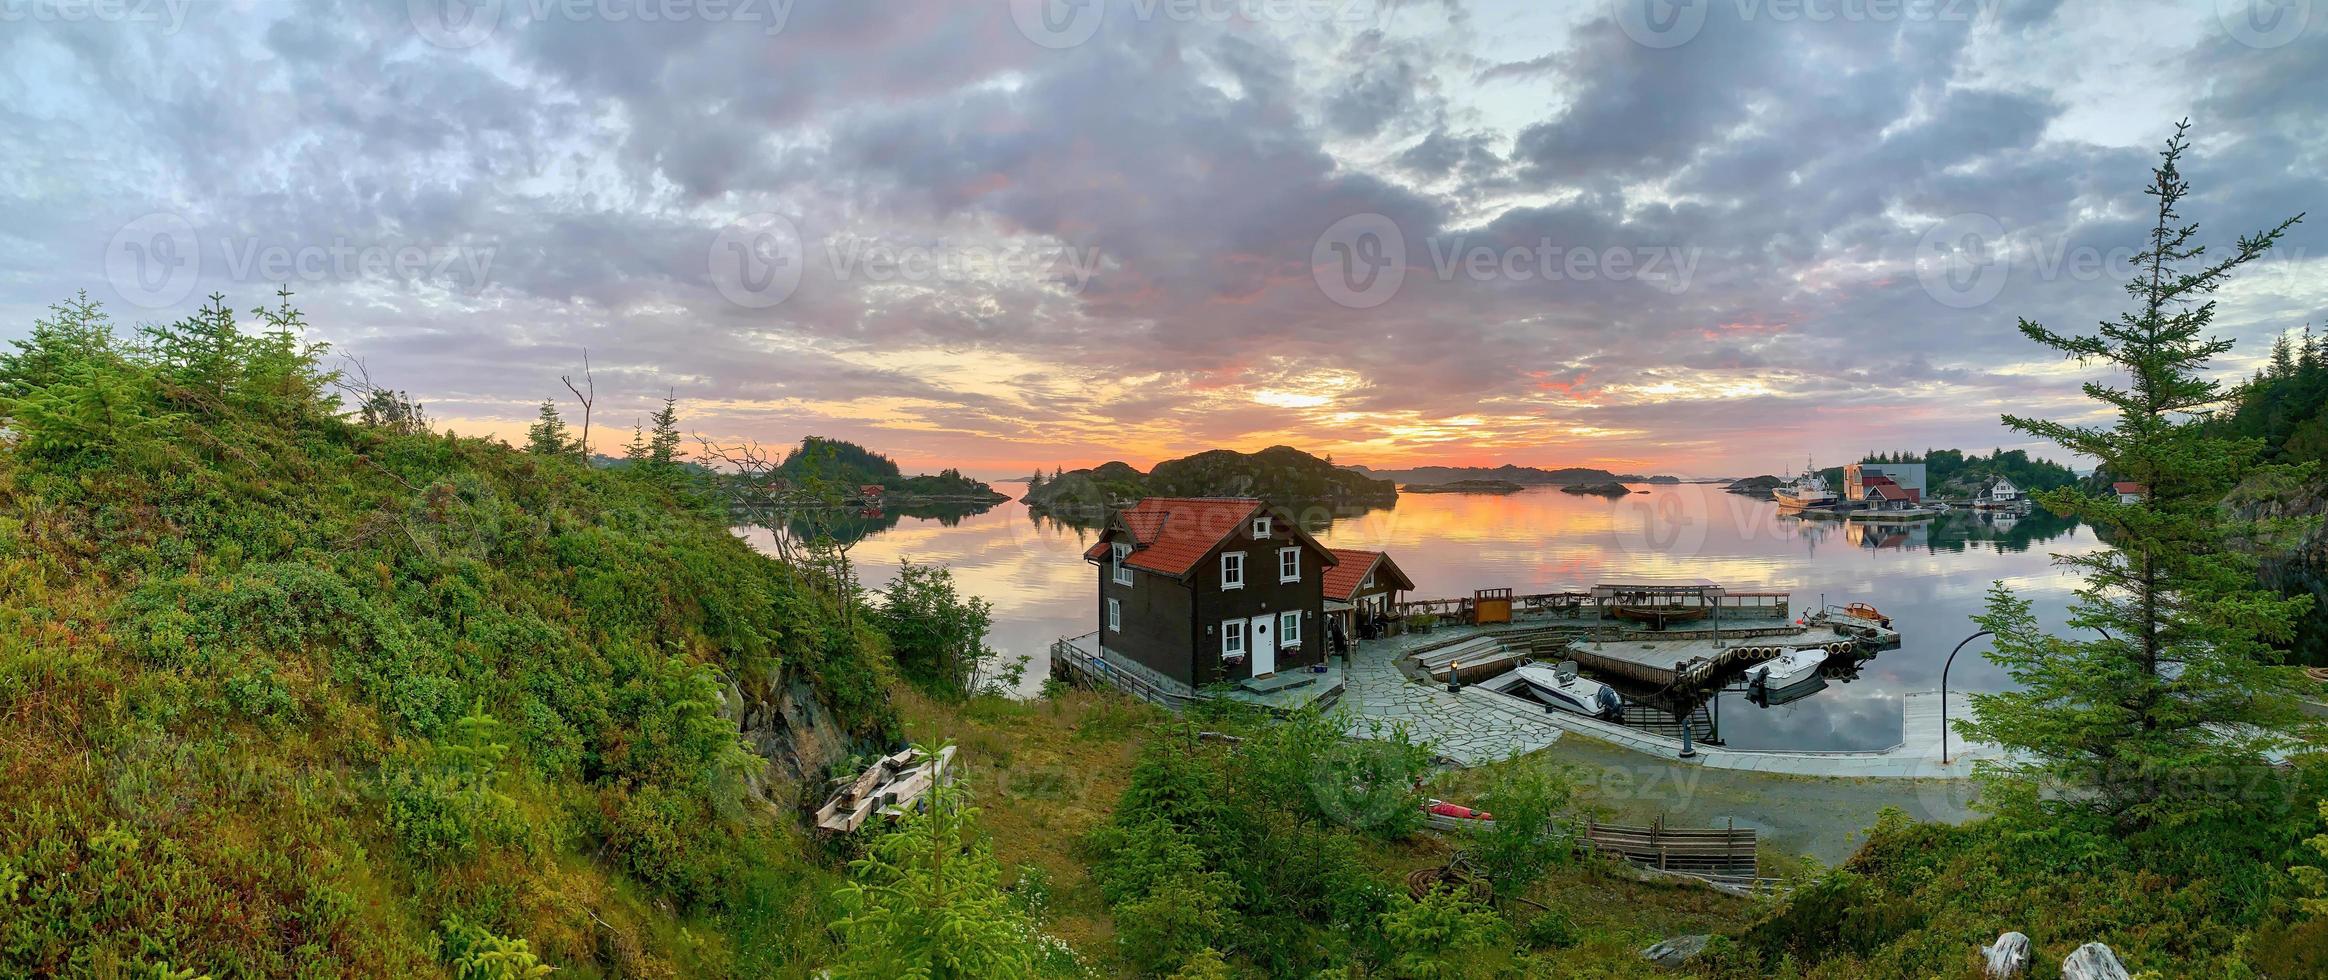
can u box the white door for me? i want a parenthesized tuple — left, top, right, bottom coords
(1248, 614, 1276, 676)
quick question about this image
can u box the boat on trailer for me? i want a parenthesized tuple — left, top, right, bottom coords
(1509, 660, 1626, 719)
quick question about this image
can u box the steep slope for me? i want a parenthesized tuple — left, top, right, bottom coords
(0, 296, 894, 976)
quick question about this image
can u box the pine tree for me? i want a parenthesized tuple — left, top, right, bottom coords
(622, 419, 648, 466)
(646, 393, 682, 473)
(524, 400, 573, 458)
(1964, 123, 2313, 832)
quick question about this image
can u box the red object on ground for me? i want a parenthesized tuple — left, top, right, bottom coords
(1427, 800, 1492, 821)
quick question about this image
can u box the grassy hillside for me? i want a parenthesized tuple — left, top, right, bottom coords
(0, 294, 896, 976)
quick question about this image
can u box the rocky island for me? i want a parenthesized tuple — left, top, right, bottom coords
(1560, 482, 1635, 497)
(1402, 479, 1528, 494)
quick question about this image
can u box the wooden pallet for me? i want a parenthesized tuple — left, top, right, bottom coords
(813, 745, 957, 833)
(1583, 817, 1758, 877)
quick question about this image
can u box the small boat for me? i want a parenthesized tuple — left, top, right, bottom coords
(1839, 602, 1892, 629)
(1611, 604, 1710, 629)
(1746, 647, 1828, 691)
(1510, 660, 1625, 719)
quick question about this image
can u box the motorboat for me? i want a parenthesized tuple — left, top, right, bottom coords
(1510, 660, 1625, 719)
(1746, 647, 1828, 691)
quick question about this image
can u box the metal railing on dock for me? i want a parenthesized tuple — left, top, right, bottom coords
(1390, 590, 1791, 625)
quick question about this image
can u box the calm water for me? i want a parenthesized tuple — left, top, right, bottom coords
(741, 483, 2103, 751)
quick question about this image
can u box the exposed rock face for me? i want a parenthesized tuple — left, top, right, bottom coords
(2060, 942, 2132, 980)
(1640, 934, 1710, 967)
(722, 672, 866, 806)
(1560, 482, 1634, 497)
(1982, 931, 2031, 977)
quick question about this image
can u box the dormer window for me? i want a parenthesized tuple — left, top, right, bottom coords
(1252, 516, 1271, 539)
(1112, 542, 1133, 586)
(1221, 551, 1244, 590)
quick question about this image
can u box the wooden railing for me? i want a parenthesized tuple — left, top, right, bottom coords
(1391, 590, 1791, 624)
(1048, 637, 1198, 709)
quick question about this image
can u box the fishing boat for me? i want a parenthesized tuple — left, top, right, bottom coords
(1839, 602, 1892, 629)
(1509, 660, 1625, 719)
(1772, 459, 1839, 511)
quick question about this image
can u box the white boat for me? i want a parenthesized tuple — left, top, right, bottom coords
(1746, 647, 1828, 690)
(1772, 459, 1839, 511)
(1509, 660, 1625, 718)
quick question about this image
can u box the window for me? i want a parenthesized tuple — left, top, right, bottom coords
(1278, 546, 1301, 583)
(1362, 570, 1375, 589)
(1221, 551, 1244, 590)
(1278, 611, 1300, 648)
(1221, 619, 1245, 658)
(1106, 598, 1121, 632)
(1111, 542, 1133, 586)
(1252, 515, 1271, 538)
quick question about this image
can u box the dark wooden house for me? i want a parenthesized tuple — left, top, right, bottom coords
(1081, 497, 1337, 690)
(1322, 548, 1414, 646)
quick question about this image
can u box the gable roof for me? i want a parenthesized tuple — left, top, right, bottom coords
(1870, 484, 1913, 502)
(1081, 497, 1339, 580)
(2112, 482, 2148, 495)
(1321, 549, 1414, 601)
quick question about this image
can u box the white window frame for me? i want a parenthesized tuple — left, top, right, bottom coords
(1278, 610, 1300, 648)
(1220, 551, 1244, 590)
(1111, 542, 1133, 586)
(1221, 618, 1246, 658)
(1107, 597, 1121, 632)
(1278, 546, 1301, 583)
(1362, 569, 1375, 590)
(1252, 515, 1271, 539)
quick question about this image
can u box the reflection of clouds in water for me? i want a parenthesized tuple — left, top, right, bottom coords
(738, 486, 2100, 747)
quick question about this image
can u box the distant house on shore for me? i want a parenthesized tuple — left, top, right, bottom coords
(1082, 497, 1338, 692)
(2113, 482, 2148, 504)
(1986, 477, 2021, 504)
(1844, 462, 1928, 502)
(1322, 548, 1415, 646)
(1867, 483, 1920, 510)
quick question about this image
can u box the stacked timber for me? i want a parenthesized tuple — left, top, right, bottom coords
(814, 745, 957, 833)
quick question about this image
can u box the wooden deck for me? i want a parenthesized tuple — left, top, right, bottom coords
(1390, 589, 1790, 625)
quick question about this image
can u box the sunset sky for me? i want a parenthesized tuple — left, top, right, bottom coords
(4, 0, 2324, 477)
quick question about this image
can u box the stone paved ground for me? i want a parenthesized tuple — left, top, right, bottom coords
(1339, 631, 1567, 764)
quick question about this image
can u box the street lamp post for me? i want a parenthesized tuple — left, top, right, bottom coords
(1940, 629, 1994, 765)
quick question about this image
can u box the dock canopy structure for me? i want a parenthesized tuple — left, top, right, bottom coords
(1593, 580, 1727, 631)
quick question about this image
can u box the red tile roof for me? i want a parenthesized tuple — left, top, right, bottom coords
(1870, 484, 1913, 502)
(1080, 498, 1340, 579)
(2112, 482, 2148, 495)
(1321, 549, 1415, 600)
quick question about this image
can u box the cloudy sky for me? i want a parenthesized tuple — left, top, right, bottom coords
(3, 0, 2323, 477)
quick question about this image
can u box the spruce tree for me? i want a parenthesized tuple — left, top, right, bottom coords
(647, 393, 682, 473)
(524, 400, 573, 458)
(1964, 122, 2313, 832)
(622, 419, 648, 466)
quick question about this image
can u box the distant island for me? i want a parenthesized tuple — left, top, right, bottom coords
(1725, 475, 1785, 497)
(1401, 479, 1526, 495)
(1345, 463, 1681, 485)
(1023, 446, 1397, 516)
(1559, 482, 1635, 497)
(773, 436, 1009, 504)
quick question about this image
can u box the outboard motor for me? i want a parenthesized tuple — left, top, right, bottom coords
(1593, 686, 1624, 719)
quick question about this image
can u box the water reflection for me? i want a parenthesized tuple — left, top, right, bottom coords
(739, 483, 2103, 751)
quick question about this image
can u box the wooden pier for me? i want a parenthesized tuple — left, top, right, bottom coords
(1389, 587, 1788, 626)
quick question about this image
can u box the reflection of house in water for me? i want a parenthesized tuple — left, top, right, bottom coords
(1845, 520, 1930, 550)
